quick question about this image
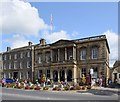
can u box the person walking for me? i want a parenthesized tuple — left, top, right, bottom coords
(99, 78, 103, 87)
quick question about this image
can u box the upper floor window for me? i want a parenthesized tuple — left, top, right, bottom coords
(20, 62, 22, 69)
(14, 62, 17, 69)
(9, 55, 11, 60)
(45, 53, 50, 63)
(27, 51, 30, 57)
(27, 61, 31, 68)
(38, 55, 42, 63)
(4, 64, 6, 70)
(4, 55, 7, 60)
(14, 54, 17, 59)
(0, 55, 2, 61)
(9, 62, 12, 69)
(20, 53, 23, 58)
(91, 47, 98, 59)
(0, 64, 2, 69)
(80, 48, 86, 60)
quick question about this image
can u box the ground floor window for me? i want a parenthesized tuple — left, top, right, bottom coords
(38, 70, 43, 78)
(67, 70, 72, 81)
(9, 73, 12, 78)
(46, 70, 50, 78)
(81, 68, 86, 77)
(3, 73, 6, 78)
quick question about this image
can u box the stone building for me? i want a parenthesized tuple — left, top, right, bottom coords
(111, 61, 120, 84)
(2, 42, 33, 81)
(1, 35, 110, 85)
(0, 53, 3, 79)
(34, 35, 110, 85)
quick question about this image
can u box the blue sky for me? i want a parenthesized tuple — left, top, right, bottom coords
(0, 0, 118, 66)
(30, 2, 118, 36)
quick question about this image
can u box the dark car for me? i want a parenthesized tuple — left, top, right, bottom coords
(4, 78, 16, 84)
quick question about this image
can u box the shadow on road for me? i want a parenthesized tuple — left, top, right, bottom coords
(77, 89, 119, 96)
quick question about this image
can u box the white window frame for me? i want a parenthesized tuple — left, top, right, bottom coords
(81, 68, 86, 77)
(14, 54, 17, 59)
(46, 69, 50, 78)
(9, 55, 11, 60)
(9, 73, 12, 78)
(27, 61, 30, 68)
(26, 72, 29, 79)
(38, 55, 42, 63)
(3, 73, 6, 78)
(20, 62, 22, 69)
(20, 53, 23, 58)
(14, 62, 17, 69)
(4, 55, 7, 60)
(38, 70, 42, 78)
(9, 62, 12, 69)
(4, 64, 6, 70)
(20, 72, 23, 79)
(91, 47, 98, 59)
(27, 51, 30, 57)
(80, 49, 86, 60)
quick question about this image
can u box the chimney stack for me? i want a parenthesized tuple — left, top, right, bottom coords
(28, 42, 32, 46)
(39, 38, 46, 46)
(7, 47, 11, 52)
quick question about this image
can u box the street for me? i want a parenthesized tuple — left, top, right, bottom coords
(1, 87, 118, 100)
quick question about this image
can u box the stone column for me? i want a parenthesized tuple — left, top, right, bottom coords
(65, 48, 67, 60)
(73, 47, 75, 60)
(73, 65, 77, 84)
(50, 69, 53, 83)
(73, 46, 76, 60)
(51, 50, 53, 62)
(58, 49, 60, 62)
(65, 69, 67, 82)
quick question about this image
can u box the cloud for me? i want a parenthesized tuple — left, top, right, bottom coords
(42, 30, 70, 43)
(10, 34, 29, 49)
(0, 0, 48, 36)
(103, 30, 118, 67)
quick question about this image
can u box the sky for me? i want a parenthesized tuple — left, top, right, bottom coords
(0, 0, 119, 67)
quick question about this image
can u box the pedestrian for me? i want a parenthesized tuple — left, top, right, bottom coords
(2, 78, 4, 87)
(99, 78, 103, 87)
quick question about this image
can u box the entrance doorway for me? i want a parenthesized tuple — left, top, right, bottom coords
(67, 70, 72, 81)
(13, 72, 18, 79)
(53, 70, 58, 82)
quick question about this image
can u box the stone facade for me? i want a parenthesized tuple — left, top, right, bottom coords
(0, 53, 3, 79)
(34, 35, 110, 86)
(111, 61, 120, 84)
(2, 43, 33, 81)
(1, 35, 110, 85)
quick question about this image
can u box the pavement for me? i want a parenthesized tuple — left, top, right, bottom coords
(1, 87, 118, 100)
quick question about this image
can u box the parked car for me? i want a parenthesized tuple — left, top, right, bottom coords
(3, 78, 16, 84)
